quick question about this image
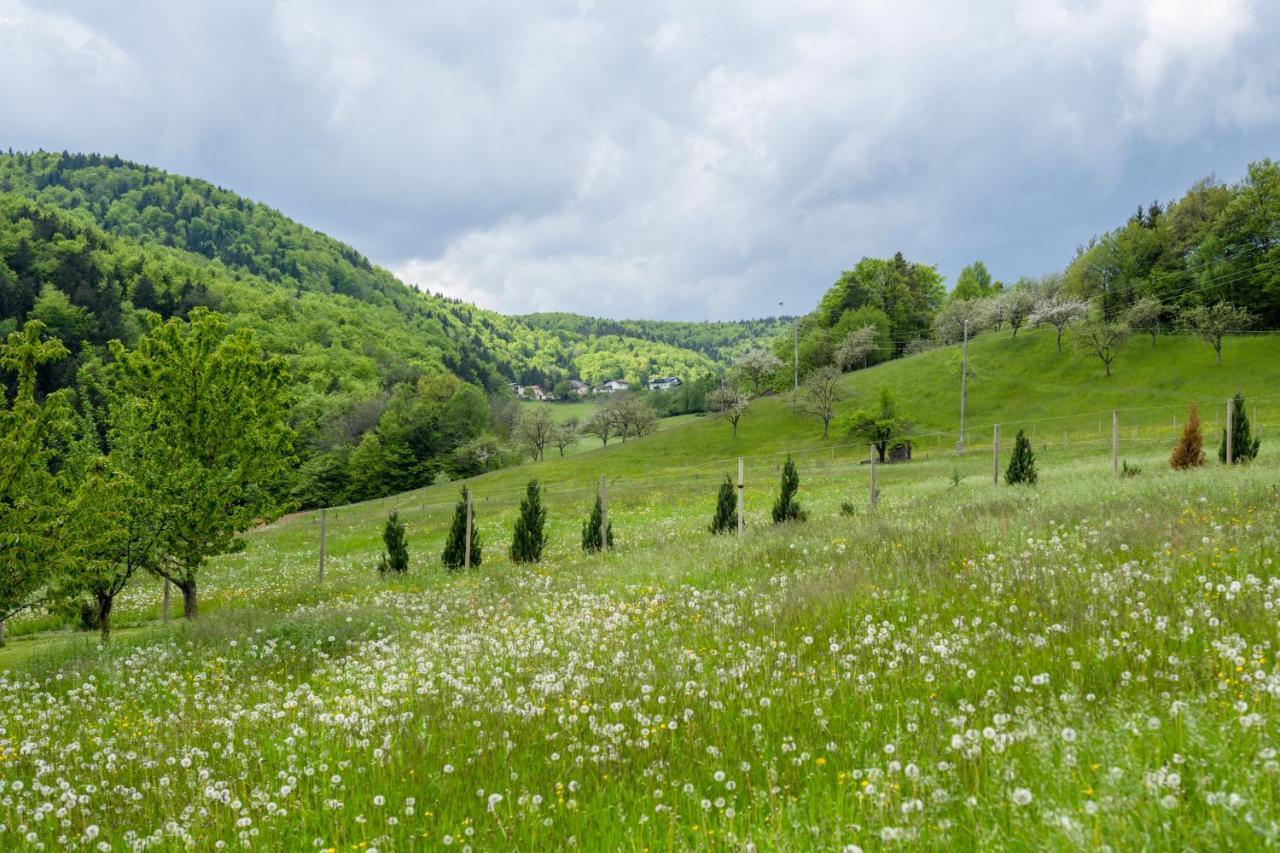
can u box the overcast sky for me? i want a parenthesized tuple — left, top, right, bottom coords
(2, 1, 1278, 320)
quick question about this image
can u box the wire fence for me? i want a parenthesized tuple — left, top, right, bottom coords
(286, 387, 1276, 580)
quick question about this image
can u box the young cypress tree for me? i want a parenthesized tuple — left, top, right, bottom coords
(771, 456, 806, 523)
(378, 510, 409, 575)
(510, 479, 548, 563)
(1004, 429, 1038, 485)
(1219, 393, 1261, 464)
(441, 488, 480, 572)
(709, 475, 738, 534)
(1170, 403, 1205, 470)
(581, 493, 614, 552)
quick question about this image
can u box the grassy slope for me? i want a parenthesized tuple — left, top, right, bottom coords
(3, 328, 1280, 848)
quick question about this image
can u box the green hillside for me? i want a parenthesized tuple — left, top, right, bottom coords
(5, 322, 1278, 849)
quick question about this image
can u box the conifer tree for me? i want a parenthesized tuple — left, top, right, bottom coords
(1219, 393, 1261, 464)
(510, 479, 548, 563)
(771, 456, 806, 523)
(1004, 429, 1038, 485)
(378, 510, 409, 575)
(441, 488, 480, 571)
(581, 493, 614, 553)
(1170, 404, 1205, 470)
(710, 475, 738, 534)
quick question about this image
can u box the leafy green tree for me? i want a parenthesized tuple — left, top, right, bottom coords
(110, 309, 294, 618)
(1219, 393, 1261, 464)
(510, 479, 548, 563)
(0, 321, 75, 628)
(1180, 302, 1256, 365)
(771, 456, 806, 523)
(838, 388, 913, 463)
(790, 366, 846, 438)
(1004, 430, 1038, 485)
(1125, 297, 1164, 347)
(50, 362, 165, 642)
(707, 385, 750, 438)
(951, 260, 995, 301)
(581, 493, 613, 553)
(1030, 295, 1088, 352)
(1075, 313, 1129, 376)
(709, 475, 737, 534)
(378, 510, 410, 575)
(552, 418, 580, 457)
(581, 408, 614, 446)
(441, 488, 480, 571)
(734, 349, 784, 395)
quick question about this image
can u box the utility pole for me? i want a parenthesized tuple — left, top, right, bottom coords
(957, 318, 969, 454)
(993, 424, 1001, 485)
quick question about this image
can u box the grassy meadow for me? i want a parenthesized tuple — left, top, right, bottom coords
(2, 328, 1280, 850)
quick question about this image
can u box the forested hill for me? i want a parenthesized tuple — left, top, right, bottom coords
(516, 312, 793, 363)
(0, 150, 785, 508)
(0, 151, 779, 389)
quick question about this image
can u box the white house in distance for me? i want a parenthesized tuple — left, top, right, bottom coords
(647, 376, 682, 391)
(568, 379, 590, 397)
(596, 379, 630, 394)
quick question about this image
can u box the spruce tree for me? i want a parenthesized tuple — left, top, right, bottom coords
(1004, 429, 1038, 485)
(1170, 404, 1205, 470)
(709, 475, 737, 534)
(441, 488, 480, 572)
(378, 510, 409, 575)
(771, 456, 806, 523)
(581, 493, 614, 552)
(510, 479, 548, 563)
(1219, 393, 1261, 464)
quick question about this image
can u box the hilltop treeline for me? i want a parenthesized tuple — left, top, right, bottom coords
(770, 160, 1280, 385)
(0, 151, 787, 506)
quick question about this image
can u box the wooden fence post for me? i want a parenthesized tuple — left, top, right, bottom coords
(869, 445, 878, 508)
(1111, 410, 1119, 477)
(1226, 399, 1234, 465)
(736, 458, 744, 536)
(464, 489, 473, 568)
(993, 424, 1001, 485)
(318, 507, 327, 584)
(599, 475, 608, 554)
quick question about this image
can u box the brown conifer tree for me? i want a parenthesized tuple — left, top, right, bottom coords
(1170, 404, 1206, 470)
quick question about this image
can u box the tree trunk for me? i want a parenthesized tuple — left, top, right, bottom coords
(1056, 328, 1063, 352)
(178, 579, 198, 619)
(822, 419, 830, 439)
(1215, 344, 1222, 366)
(0, 619, 6, 647)
(97, 593, 114, 643)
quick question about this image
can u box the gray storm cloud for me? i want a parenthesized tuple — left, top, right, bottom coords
(2, 0, 1277, 319)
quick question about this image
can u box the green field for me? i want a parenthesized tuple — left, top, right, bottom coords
(2, 328, 1279, 849)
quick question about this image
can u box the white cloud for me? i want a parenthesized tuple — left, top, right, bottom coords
(2, 0, 1278, 318)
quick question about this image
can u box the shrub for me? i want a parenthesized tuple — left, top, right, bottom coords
(771, 456, 807, 523)
(581, 493, 614, 553)
(1219, 393, 1261, 464)
(378, 510, 409, 575)
(510, 479, 548, 563)
(1170, 404, 1205, 470)
(441, 488, 481, 572)
(1004, 430, 1038, 485)
(840, 501, 856, 516)
(1121, 460, 1141, 478)
(709, 475, 738, 534)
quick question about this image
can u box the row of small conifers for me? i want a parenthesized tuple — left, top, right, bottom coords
(374, 457, 809, 574)
(376, 394, 1264, 574)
